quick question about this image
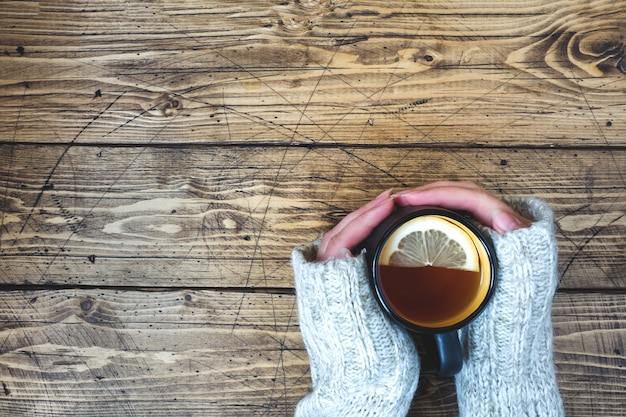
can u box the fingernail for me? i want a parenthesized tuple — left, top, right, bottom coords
(372, 189, 393, 206)
(493, 209, 523, 233)
(376, 188, 393, 200)
(391, 190, 412, 206)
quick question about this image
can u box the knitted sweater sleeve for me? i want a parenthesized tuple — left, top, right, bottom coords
(292, 197, 564, 417)
(291, 242, 420, 417)
(455, 197, 565, 417)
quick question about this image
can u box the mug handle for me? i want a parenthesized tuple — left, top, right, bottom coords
(433, 331, 464, 377)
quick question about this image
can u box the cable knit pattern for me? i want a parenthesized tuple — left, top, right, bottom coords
(456, 198, 564, 417)
(292, 243, 420, 417)
(292, 198, 564, 417)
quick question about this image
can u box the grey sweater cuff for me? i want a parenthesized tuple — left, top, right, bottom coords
(456, 198, 564, 417)
(292, 243, 419, 417)
(293, 197, 564, 417)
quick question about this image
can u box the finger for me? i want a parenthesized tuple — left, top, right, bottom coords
(318, 190, 394, 259)
(324, 188, 393, 243)
(318, 191, 394, 261)
(393, 185, 531, 233)
(318, 198, 394, 260)
(318, 188, 392, 258)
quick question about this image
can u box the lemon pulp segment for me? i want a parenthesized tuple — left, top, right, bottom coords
(379, 215, 480, 272)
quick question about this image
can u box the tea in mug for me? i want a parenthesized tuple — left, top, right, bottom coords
(362, 206, 496, 376)
(374, 213, 493, 329)
(378, 265, 482, 328)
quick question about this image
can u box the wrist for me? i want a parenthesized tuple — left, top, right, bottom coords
(292, 242, 420, 417)
(456, 361, 563, 417)
(455, 197, 564, 417)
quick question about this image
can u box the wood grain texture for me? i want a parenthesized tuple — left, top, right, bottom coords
(1, 0, 625, 147)
(1, 145, 624, 289)
(0, 290, 624, 416)
(1, 0, 625, 416)
(0, 289, 307, 416)
(551, 293, 626, 417)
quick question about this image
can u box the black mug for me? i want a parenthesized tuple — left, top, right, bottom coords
(360, 206, 497, 377)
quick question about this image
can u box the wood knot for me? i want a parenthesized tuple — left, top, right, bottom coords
(395, 47, 439, 67)
(277, 14, 315, 33)
(80, 298, 93, 313)
(160, 94, 183, 116)
(202, 209, 249, 242)
(571, 29, 626, 76)
(145, 93, 183, 117)
(507, 27, 626, 85)
(273, 0, 348, 34)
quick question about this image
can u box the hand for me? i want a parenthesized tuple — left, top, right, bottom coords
(317, 188, 395, 261)
(454, 197, 564, 416)
(317, 181, 531, 261)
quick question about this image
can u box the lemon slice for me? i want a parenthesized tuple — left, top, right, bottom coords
(379, 215, 480, 271)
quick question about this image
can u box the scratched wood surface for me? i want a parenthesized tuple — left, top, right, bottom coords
(0, 1, 625, 416)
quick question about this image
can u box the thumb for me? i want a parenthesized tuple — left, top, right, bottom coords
(492, 209, 531, 233)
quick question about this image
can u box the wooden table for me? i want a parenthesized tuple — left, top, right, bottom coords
(1, 1, 624, 415)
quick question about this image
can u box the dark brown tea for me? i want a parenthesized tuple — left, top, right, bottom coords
(378, 265, 482, 328)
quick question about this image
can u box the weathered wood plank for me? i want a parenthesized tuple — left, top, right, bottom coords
(0, 289, 624, 416)
(552, 292, 626, 417)
(0, 289, 307, 416)
(1, 0, 624, 147)
(1, 145, 624, 289)
(1, 2, 625, 417)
